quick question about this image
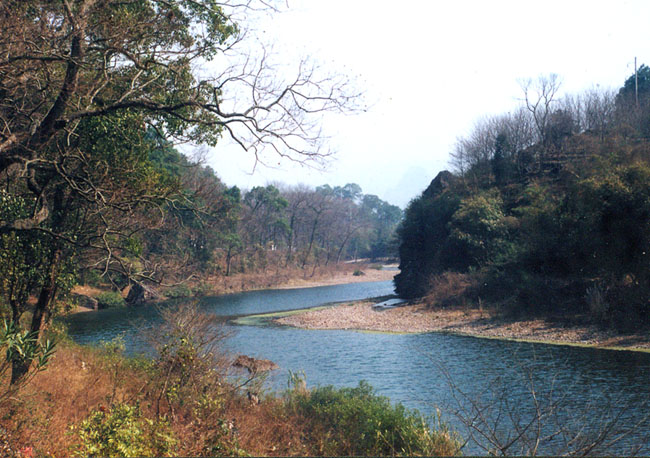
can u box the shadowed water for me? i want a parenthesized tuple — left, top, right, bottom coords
(63, 280, 650, 455)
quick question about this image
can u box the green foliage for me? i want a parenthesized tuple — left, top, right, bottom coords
(1, 321, 55, 369)
(357, 194, 404, 259)
(352, 269, 365, 276)
(396, 69, 650, 324)
(395, 188, 461, 298)
(0, 192, 78, 321)
(80, 269, 104, 287)
(617, 64, 650, 104)
(286, 380, 459, 456)
(448, 189, 513, 267)
(96, 291, 126, 309)
(74, 403, 177, 457)
(0, 320, 56, 398)
(164, 284, 193, 299)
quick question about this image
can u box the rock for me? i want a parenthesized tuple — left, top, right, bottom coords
(247, 391, 260, 405)
(71, 293, 99, 310)
(372, 298, 407, 311)
(125, 282, 161, 306)
(232, 355, 279, 374)
(422, 170, 455, 198)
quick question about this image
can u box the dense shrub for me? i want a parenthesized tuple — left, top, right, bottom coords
(423, 272, 477, 308)
(96, 291, 126, 309)
(397, 162, 650, 326)
(286, 380, 459, 456)
(74, 403, 177, 457)
(164, 284, 193, 299)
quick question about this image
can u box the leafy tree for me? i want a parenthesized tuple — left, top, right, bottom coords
(616, 64, 650, 105)
(242, 185, 289, 249)
(394, 186, 461, 298)
(615, 63, 650, 136)
(448, 189, 512, 268)
(0, 0, 355, 382)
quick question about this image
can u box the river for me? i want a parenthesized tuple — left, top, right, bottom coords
(63, 280, 650, 455)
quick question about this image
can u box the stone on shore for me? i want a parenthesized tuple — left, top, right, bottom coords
(233, 355, 279, 374)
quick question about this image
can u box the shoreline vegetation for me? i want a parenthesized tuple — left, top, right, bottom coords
(73, 263, 650, 353)
(68, 262, 398, 314)
(0, 304, 460, 457)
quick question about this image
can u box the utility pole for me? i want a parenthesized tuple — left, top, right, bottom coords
(635, 56, 639, 108)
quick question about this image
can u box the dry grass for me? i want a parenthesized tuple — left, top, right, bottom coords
(70, 285, 105, 298)
(0, 340, 317, 457)
(0, 300, 460, 457)
(0, 302, 324, 458)
(225, 398, 310, 456)
(0, 343, 134, 456)
(203, 262, 395, 295)
(423, 272, 476, 308)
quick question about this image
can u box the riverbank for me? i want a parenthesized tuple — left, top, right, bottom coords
(275, 299, 650, 352)
(274, 265, 397, 289)
(68, 263, 398, 314)
(0, 313, 459, 457)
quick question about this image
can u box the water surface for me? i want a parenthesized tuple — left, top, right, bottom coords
(63, 280, 650, 455)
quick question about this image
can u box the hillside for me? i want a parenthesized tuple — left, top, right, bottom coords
(395, 69, 650, 331)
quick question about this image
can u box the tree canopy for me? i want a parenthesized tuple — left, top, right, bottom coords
(0, 0, 358, 382)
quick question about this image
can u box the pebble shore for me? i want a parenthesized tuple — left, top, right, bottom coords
(276, 300, 650, 351)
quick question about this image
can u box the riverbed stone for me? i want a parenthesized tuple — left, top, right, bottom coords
(233, 355, 279, 374)
(71, 293, 99, 310)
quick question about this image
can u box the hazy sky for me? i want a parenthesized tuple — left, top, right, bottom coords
(205, 0, 650, 207)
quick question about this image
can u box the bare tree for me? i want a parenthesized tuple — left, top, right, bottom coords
(582, 88, 616, 140)
(450, 108, 537, 182)
(437, 358, 649, 456)
(520, 74, 562, 148)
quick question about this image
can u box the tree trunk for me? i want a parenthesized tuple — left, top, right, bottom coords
(226, 246, 233, 276)
(302, 214, 320, 269)
(10, 247, 61, 385)
(285, 215, 295, 267)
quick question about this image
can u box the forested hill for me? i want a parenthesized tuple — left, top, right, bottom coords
(139, 144, 403, 282)
(395, 68, 650, 330)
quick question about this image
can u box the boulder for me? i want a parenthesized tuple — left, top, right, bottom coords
(422, 170, 455, 198)
(232, 355, 279, 374)
(71, 293, 99, 311)
(125, 282, 161, 306)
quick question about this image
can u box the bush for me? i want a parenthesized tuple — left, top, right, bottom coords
(96, 291, 126, 309)
(74, 403, 176, 457)
(81, 269, 104, 287)
(286, 380, 459, 456)
(585, 282, 608, 322)
(423, 272, 476, 308)
(164, 284, 193, 299)
(352, 269, 365, 277)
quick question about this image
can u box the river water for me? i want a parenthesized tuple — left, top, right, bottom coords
(63, 280, 650, 455)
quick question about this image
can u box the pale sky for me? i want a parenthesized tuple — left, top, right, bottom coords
(205, 0, 650, 207)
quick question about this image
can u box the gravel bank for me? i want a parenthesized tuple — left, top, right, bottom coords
(275, 300, 650, 351)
